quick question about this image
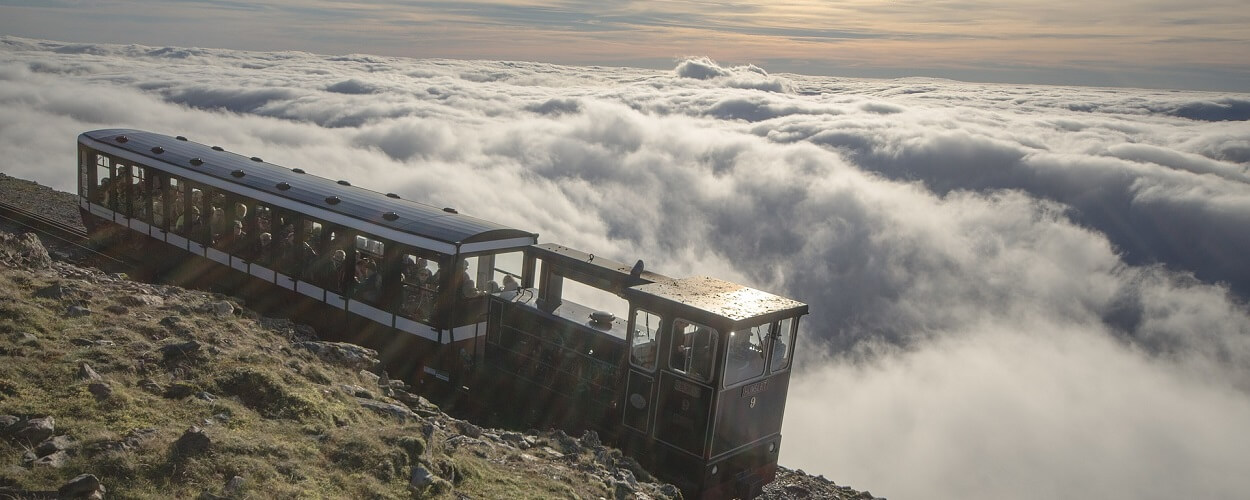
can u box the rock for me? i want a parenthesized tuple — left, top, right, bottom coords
(119, 294, 164, 307)
(409, 464, 436, 488)
(356, 398, 418, 423)
(340, 384, 374, 399)
(0, 233, 53, 269)
(208, 301, 234, 317)
(390, 388, 424, 406)
(160, 340, 202, 361)
(455, 420, 482, 439)
(104, 304, 128, 314)
(0, 415, 20, 433)
(295, 341, 379, 371)
(195, 391, 217, 402)
(32, 449, 69, 468)
(357, 370, 380, 387)
(580, 429, 602, 449)
(16, 332, 38, 344)
(224, 475, 245, 496)
(70, 338, 95, 346)
(138, 378, 164, 394)
(87, 382, 113, 400)
(14, 416, 54, 444)
(65, 305, 91, 317)
(552, 429, 582, 455)
(164, 382, 197, 399)
(173, 426, 211, 456)
(57, 473, 105, 499)
(78, 362, 102, 381)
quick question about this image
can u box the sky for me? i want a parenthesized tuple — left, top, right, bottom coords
(2, 37, 1249, 500)
(2, 0, 1250, 91)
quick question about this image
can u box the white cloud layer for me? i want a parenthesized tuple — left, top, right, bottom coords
(3, 37, 1249, 500)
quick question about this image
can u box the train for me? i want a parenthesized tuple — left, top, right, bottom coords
(76, 129, 808, 499)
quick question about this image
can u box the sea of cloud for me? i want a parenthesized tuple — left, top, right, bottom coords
(2, 36, 1249, 500)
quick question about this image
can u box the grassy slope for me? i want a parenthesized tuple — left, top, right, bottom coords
(0, 255, 639, 499)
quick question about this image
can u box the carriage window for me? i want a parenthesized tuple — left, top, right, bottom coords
(353, 235, 385, 305)
(129, 165, 145, 220)
(770, 317, 797, 373)
(400, 252, 440, 322)
(670, 319, 717, 383)
(488, 251, 524, 292)
(93, 155, 112, 207)
(724, 323, 767, 387)
(630, 309, 660, 372)
(78, 149, 90, 198)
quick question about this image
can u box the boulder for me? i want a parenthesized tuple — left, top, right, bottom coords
(295, 341, 379, 371)
(14, 416, 55, 444)
(409, 464, 437, 488)
(224, 475, 246, 496)
(138, 378, 164, 394)
(164, 382, 197, 399)
(173, 426, 211, 456)
(356, 398, 418, 423)
(0, 232, 53, 269)
(32, 450, 69, 468)
(65, 305, 91, 317)
(57, 473, 105, 499)
(455, 420, 482, 439)
(357, 370, 380, 387)
(87, 382, 112, 400)
(159, 340, 202, 361)
(78, 362, 102, 382)
(104, 304, 128, 315)
(118, 294, 164, 307)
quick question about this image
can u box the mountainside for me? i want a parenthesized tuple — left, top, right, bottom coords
(0, 173, 877, 499)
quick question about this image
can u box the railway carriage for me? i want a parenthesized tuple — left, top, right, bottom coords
(77, 129, 807, 499)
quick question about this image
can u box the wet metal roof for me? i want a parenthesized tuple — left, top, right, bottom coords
(81, 129, 536, 250)
(629, 277, 808, 323)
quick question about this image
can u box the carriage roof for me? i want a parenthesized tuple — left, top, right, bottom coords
(81, 129, 536, 250)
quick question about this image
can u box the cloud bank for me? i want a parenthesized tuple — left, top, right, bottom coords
(3, 37, 1249, 500)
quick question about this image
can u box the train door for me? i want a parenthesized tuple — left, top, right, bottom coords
(623, 308, 662, 434)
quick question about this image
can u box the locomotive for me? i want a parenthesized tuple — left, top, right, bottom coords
(76, 129, 807, 499)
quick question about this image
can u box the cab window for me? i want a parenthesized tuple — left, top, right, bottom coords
(630, 309, 661, 371)
(724, 323, 767, 387)
(670, 319, 717, 383)
(770, 317, 797, 373)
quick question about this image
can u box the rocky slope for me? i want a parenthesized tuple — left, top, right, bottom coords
(0, 174, 879, 499)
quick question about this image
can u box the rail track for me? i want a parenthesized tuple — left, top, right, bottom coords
(0, 200, 130, 268)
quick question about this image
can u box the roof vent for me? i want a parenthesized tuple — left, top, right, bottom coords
(150, 146, 164, 154)
(250, 157, 263, 162)
(189, 158, 204, 166)
(276, 181, 291, 191)
(382, 212, 399, 221)
(292, 168, 305, 174)
(589, 310, 615, 326)
(231, 169, 246, 178)
(211, 146, 224, 151)
(442, 207, 458, 214)
(385, 193, 400, 199)
(325, 196, 341, 205)
(175, 136, 187, 141)
(337, 180, 351, 186)
(114, 135, 128, 143)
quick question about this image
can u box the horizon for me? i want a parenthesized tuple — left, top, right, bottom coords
(2, 0, 1249, 93)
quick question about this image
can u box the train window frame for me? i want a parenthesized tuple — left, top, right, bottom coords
(397, 248, 443, 324)
(668, 318, 718, 384)
(722, 322, 769, 388)
(629, 308, 661, 372)
(93, 154, 113, 209)
(769, 317, 798, 374)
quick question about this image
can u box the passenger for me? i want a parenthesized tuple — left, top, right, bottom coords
(502, 274, 519, 291)
(315, 249, 347, 291)
(209, 206, 226, 239)
(175, 206, 201, 234)
(357, 261, 381, 302)
(216, 220, 245, 251)
(452, 259, 482, 298)
(255, 232, 272, 265)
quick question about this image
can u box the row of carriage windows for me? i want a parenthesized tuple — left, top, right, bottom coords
(629, 309, 794, 387)
(83, 150, 524, 329)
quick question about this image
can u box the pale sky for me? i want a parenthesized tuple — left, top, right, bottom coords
(2, 0, 1249, 91)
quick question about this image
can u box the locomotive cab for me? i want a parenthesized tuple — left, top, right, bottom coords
(621, 277, 806, 499)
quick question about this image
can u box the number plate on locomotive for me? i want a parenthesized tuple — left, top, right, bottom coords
(741, 379, 768, 397)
